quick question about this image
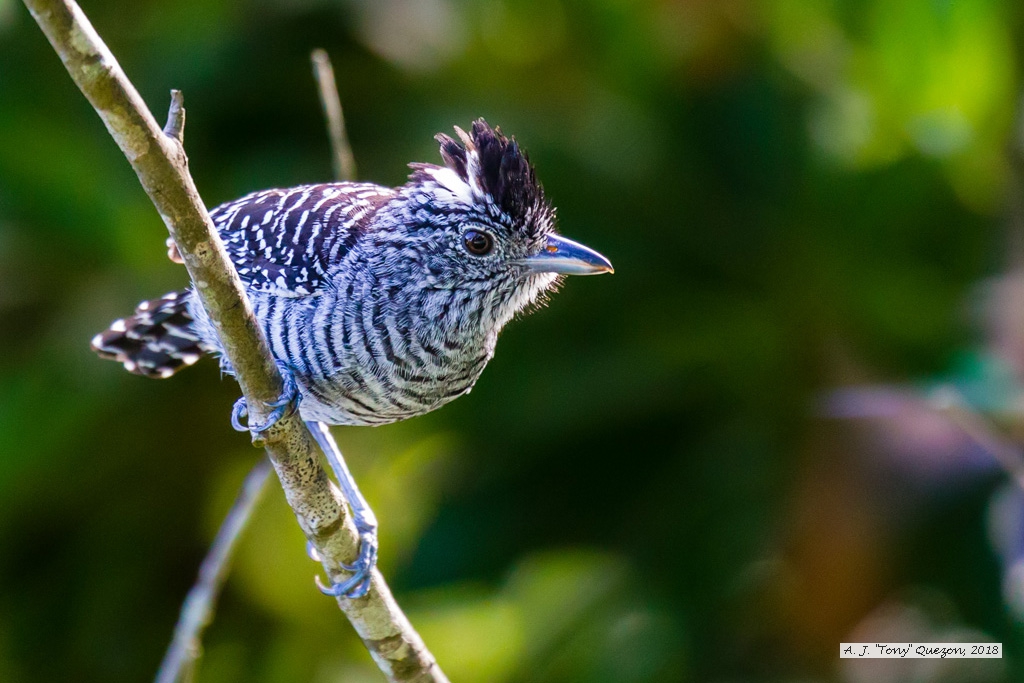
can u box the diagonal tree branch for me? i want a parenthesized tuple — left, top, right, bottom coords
(22, 1, 447, 680)
(154, 47, 366, 683)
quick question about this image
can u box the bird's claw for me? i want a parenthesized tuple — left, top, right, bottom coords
(312, 528, 378, 600)
(342, 528, 378, 573)
(305, 540, 322, 562)
(315, 570, 372, 600)
(231, 361, 301, 437)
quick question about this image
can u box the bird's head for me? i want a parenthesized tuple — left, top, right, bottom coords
(377, 119, 612, 334)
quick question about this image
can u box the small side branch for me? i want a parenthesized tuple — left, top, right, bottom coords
(155, 457, 273, 683)
(311, 48, 357, 182)
(163, 89, 186, 144)
(23, 1, 447, 681)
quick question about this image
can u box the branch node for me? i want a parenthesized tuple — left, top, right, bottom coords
(164, 89, 186, 144)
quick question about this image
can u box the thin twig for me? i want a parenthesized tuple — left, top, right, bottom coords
(22, 1, 447, 680)
(311, 48, 357, 182)
(155, 458, 273, 683)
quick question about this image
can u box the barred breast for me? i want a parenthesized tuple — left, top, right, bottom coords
(250, 278, 494, 426)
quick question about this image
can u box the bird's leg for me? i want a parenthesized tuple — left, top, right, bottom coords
(305, 420, 379, 599)
(230, 361, 302, 436)
(230, 364, 377, 598)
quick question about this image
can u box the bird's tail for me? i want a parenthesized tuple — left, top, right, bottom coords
(91, 291, 210, 378)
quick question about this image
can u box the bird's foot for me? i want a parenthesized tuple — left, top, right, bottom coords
(304, 420, 379, 600)
(231, 361, 302, 439)
(314, 525, 378, 599)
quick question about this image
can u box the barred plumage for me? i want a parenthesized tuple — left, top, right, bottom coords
(92, 119, 612, 426)
(212, 182, 394, 296)
(91, 291, 211, 378)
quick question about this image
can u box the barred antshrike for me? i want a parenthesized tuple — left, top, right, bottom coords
(92, 120, 613, 597)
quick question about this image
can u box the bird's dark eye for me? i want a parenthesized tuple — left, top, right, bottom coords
(463, 229, 494, 256)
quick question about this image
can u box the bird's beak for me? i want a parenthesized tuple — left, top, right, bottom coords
(520, 234, 614, 275)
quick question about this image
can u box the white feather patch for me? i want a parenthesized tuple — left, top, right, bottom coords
(425, 167, 475, 206)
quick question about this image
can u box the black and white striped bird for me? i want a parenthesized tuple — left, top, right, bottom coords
(92, 120, 613, 596)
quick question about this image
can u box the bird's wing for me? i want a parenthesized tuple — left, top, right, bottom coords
(210, 183, 395, 297)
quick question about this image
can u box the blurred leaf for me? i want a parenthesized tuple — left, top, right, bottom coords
(410, 587, 525, 683)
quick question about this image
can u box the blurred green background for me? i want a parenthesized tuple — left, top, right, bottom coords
(3, 0, 1024, 680)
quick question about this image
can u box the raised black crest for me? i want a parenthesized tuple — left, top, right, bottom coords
(431, 119, 549, 229)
